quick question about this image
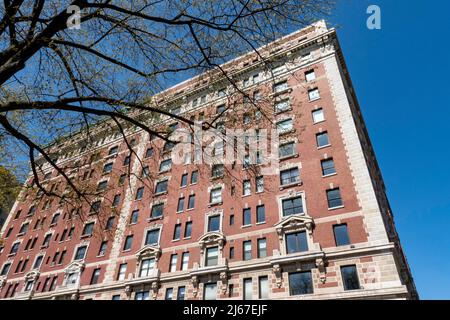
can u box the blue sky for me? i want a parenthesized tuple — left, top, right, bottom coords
(328, 0, 450, 299)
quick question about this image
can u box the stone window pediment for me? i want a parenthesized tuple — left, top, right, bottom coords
(274, 214, 314, 239)
(135, 245, 161, 262)
(198, 231, 226, 252)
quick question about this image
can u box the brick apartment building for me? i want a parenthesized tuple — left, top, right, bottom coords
(0, 21, 417, 300)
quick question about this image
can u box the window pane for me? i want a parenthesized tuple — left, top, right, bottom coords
(321, 159, 336, 176)
(289, 271, 313, 295)
(256, 205, 265, 223)
(341, 265, 360, 290)
(204, 283, 217, 300)
(286, 231, 308, 253)
(257, 239, 267, 258)
(208, 216, 220, 232)
(312, 108, 325, 123)
(327, 188, 343, 208)
(282, 196, 304, 216)
(206, 247, 219, 266)
(145, 229, 159, 245)
(259, 276, 269, 299)
(243, 208, 251, 225)
(316, 132, 329, 147)
(244, 278, 253, 300)
(334, 224, 350, 246)
(243, 241, 252, 260)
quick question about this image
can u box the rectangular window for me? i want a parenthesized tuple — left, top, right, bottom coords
(243, 180, 251, 196)
(139, 258, 155, 277)
(98, 241, 108, 256)
(165, 288, 174, 300)
(82, 222, 94, 236)
(308, 88, 320, 101)
(316, 132, 330, 147)
(177, 197, 185, 212)
(117, 263, 127, 281)
(150, 203, 164, 218)
(212, 164, 224, 178)
(256, 205, 265, 223)
(327, 188, 343, 208)
(273, 81, 288, 93)
(205, 246, 219, 267)
(305, 70, 316, 82)
(177, 286, 186, 300)
(276, 118, 293, 134)
(181, 173, 188, 187)
(130, 210, 139, 224)
(103, 163, 113, 174)
(184, 222, 192, 238)
(282, 196, 304, 216)
(208, 215, 220, 232)
(279, 142, 295, 158)
(286, 231, 308, 253)
(341, 265, 360, 290)
(90, 268, 101, 284)
(74, 245, 87, 260)
(112, 295, 121, 300)
(256, 176, 264, 193)
(187, 194, 195, 209)
(321, 158, 336, 176)
(244, 278, 253, 300)
(289, 271, 313, 295)
(108, 146, 118, 155)
(33, 256, 43, 269)
(258, 276, 269, 299)
(155, 180, 168, 194)
(135, 291, 149, 300)
(243, 240, 252, 261)
(280, 167, 300, 185)
(145, 147, 153, 158)
(145, 229, 160, 246)
(191, 170, 199, 184)
(173, 224, 181, 240)
(159, 159, 172, 172)
(1, 263, 11, 276)
(123, 155, 131, 166)
(243, 208, 251, 226)
(203, 283, 217, 300)
(118, 174, 126, 185)
(135, 187, 144, 200)
(90, 201, 101, 213)
(210, 187, 222, 204)
(123, 235, 133, 251)
(112, 194, 121, 207)
(181, 252, 189, 271)
(257, 238, 267, 258)
(271, 65, 286, 76)
(334, 224, 350, 246)
(105, 216, 115, 230)
(312, 108, 325, 123)
(274, 100, 290, 113)
(42, 234, 51, 247)
(169, 254, 178, 272)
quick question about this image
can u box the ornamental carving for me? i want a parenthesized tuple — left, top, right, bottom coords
(315, 257, 327, 283)
(198, 231, 226, 253)
(272, 264, 282, 288)
(191, 275, 199, 297)
(219, 271, 228, 294)
(274, 214, 314, 240)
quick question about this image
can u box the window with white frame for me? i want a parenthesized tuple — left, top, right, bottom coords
(243, 180, 251, 196)
(305, 70, 316, 82)
(256, 176, 264, 192)
(273, 81, 288, 93)
(282, 196, 304, 216)
(145, 228, 160, 245)
(181, 252, 189, 271)
(280, 167, 300, 186)
(139, 258, 155, 277)
(210, 187, 222, 204)
(308, 88, 320, 101)
(274, 100, 290, 113)
(169, 254, 178, 272)
(279, 142, 296, 158)
(276, 118, 293, 134)
(207, 215, 221, 232)
(312, 108, 325, 123)
(159, 159, 172, 172)
(205, 246, 219, 266)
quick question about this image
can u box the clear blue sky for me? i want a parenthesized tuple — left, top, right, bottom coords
(328, 0, 450, 299)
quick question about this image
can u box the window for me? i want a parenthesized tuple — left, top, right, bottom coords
(308, 88, 320, 101)
(274, 100, 290, 113)
(181, 252, 189, 270)
(210, 187, 222, 204)
(33, 256, 43, 269)
(145, 229, 160, 246)
(271, 64, 285, 76)
(74, 245, 87, 260)
(341, 265, 360, 290)
(286, 231, 308, 253)
(257, 238, 267, 258)
(118, 174, 126, 185)
(27, 206, 36, 216)
(139, 258, 155, 277)
(327, 188, 343, 208)
(181, 173, 188, 187)
(253, 90, 262, 101)
(229, 247, 235, 259)
(117, 263, 127, 281)
(123, 155, 131, 166)
(108, 146, 118, 155)
(103, 163, 113, 174)
(316, 132, 330, 147)
(276, 118, 293, 134)
(159, 159, 172, 172)
(273, 81, 288, 93)
(244, 278, 253, 300)
(243, 180, 251, 196)
(135, 291, 150, 300)
(256, 177, 264, 193)
(112, 194, 121, 207)
(98, 241, 108, 256)
(1, 263, 11, 276)
(191, 170, 199, 184)
(312, 108, 325, 123)
(216, 104, 226, 114)
(173, 224, 181, 240)
(145, 147, 153, 158)
(10, 242, 20, 254)
(90, 268, 101, 284)
(305, 70, 316, 82)
(187, 194, 195, 210)
(289, 271, 313, 295)
(208, 215, 220, 232)
(321, 158, 336, 176)
(112, 295, 121, 300)
(42, 234, 51, 247)
(177, 286, 186, 300)
(256, 205, 265, 223)
(19, 223, 29, 235)
(150, 203, 164, 218)
(243, 240, 252, 260)
(163, 141, 175, 151)
(282, 197, 303, 217)
(135, 187, 144, 200)
(184, 222, 192, 238)
(243, 208, 251, 226)
(24, 280, 34, 292)
(204, 283, 217, 300)
(177, 197, 185, 212)
(50, 213, 60, 225)
(334, 224, 350, 246)
(155, 180, 168, 194)
(82, 222, 94, 236)
(280, 167, 300, 186)
(229, 214, 235, 225)
(165, 288, 174, 300)
(123, 235, 133, 251)
(105, 216, 115, 230)
(212, 164, 224, 178)
(258, 276, 269, 299)
(141, 166, 149, 178)
(90, 201, 101, 213)
(169, 254, 178, 272)
(205, 247, 219, 266)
